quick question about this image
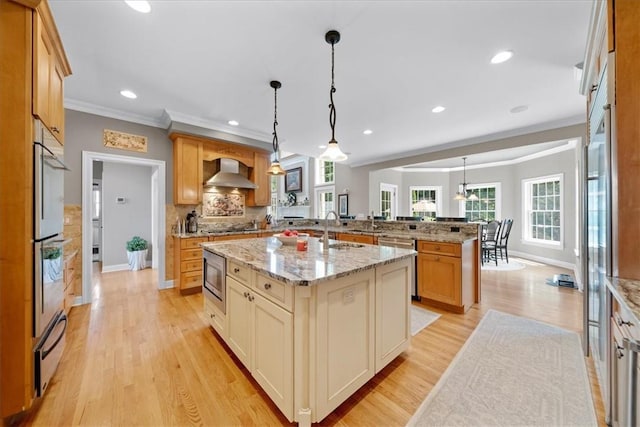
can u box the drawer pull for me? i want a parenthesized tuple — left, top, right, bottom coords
(234, 267, 240, 273)
(210, 313, 215, 319)
(264, 283, 271, 290)
(435, 246, 441, 251)
(618, 318, 634, 327)
(243, 291, 249, 298)
(248, 295, 254, 302)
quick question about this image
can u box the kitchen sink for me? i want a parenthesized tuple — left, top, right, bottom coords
(328, 243, 365, 249)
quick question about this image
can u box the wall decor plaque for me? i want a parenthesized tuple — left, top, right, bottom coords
(103, 129, 148, 153)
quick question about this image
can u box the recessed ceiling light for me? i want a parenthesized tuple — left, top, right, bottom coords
(363, 129, 373, 135)
(228, 120, 239, 126)
(318, 145, 327, 149)
(431, 106, 446, 113)
(125, 1, 151, 13)
(120, 89, 137, 99)
(510, 105, 528, 114)
(491, 50, 513, 64)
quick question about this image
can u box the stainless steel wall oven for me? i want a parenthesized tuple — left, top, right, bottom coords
(33, 120, 68, 397)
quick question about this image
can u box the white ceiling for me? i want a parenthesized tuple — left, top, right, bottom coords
(50, 0, 592, 167)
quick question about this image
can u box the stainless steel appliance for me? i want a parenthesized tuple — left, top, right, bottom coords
(33, 120, 68, 397)
(377, 236, 418, 300)
(203, 250, 226, 314)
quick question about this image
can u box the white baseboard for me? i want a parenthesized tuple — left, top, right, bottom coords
(101, 263, 130, 273)
(160, 280, 175, 290)
(509, 250, 576, 271)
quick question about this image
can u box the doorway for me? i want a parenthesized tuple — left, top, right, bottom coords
(81, 151, 168, 305)
(380, 183, 398, 220)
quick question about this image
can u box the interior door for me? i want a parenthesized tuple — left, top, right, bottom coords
(380, 183, 397, 220)
(92, 180, 102, 261)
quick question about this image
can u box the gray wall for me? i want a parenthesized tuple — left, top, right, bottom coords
(64, 109, 173, 204)
(102, 162, 152, 267)
(403, 171, 452, 217)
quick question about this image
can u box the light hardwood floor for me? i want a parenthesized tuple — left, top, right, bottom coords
(25, 258, 605, 426)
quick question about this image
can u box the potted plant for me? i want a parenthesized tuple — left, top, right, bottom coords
(126, 236, 148, 271)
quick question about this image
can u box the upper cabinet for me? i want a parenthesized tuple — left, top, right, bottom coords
(170, 133, 271, 206)
(32, 7, 71, 144)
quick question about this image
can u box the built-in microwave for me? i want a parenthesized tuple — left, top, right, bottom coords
(203, 250, 226, 314)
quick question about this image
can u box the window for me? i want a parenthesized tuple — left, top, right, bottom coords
(315, 160, 334, 185)
(523, 174, 562, 246)
(315, 185, 335, 219)
(409, 186, 441, 219)
(380, 183, 397, 220)
(463, 183, 500, 221)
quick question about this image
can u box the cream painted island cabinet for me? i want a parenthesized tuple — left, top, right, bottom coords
(201, 237, 415, 426)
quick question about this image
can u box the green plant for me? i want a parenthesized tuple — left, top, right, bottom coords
(43, 247, 61, 259)
(126, 236, 148, 252)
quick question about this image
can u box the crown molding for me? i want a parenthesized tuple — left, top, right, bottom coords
(64, 98, 166, 128)
(164, 109, 271, 142)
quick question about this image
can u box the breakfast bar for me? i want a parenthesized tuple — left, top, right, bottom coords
(201, 237, 416, 426)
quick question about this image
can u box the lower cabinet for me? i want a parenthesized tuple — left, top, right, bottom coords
(203, 297, 226, 339)
(173, 236, 207, 294)
(336, 233, 376, 244)
(63, 250, 78, 312)
(416, 240, 476, 313)
(226, 276, 294, 420)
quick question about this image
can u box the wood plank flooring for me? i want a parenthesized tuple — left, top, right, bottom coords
(24, 258, 605, 426)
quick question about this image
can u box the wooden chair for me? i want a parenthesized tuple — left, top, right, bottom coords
(496, 219, 513, 263)
(481, 220, 501, 266)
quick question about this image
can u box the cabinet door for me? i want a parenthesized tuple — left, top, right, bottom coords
(252, 293, 293, 420)
(33, 13, 53, 129)
(417, 253, 461, 306)
(49, 61, 64, 141)
(375, 258, 411, 373)
(204, 297, 226, 340)
(337, 233, 374, 244)
(247, 152, 270, 206)
(173, 138, 203, 204)
(226, 277, 252, 368)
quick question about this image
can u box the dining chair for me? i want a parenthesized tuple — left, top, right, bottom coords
(496, 218, 513, 263)
(481, 220, 501, 266)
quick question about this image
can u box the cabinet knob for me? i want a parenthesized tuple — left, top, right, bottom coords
(51, 126, 59, 133)
(615, 343, 625, 359)
(248, 295, 254, 302)
(210, 313, 214, 319)
(243, 291, 249, 298)
(618, 318, 633, 327)
(435, 246, 441, 251)
(264, 283, 271, 290)
(234, 268, 240, 273)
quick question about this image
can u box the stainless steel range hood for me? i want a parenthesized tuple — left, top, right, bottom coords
(204, 158, 257, 189)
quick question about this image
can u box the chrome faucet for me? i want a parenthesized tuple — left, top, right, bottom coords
(371, 210, 378, 230)
(323, 210, 339, 249)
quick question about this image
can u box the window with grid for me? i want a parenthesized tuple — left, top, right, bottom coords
(523, 174, 562, 245)
(316, 160, 335, 185)
(409, 186, 439, 219)
(315, 186, 335, 219)
(464, 184, 499, 221)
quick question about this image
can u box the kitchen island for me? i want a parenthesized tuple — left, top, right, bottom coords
(201, 237, 416, 426)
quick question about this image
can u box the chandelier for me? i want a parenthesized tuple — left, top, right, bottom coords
(266, 80, 286, 176)
(454, 157, 479, 201)
(319, 30, 348, 162)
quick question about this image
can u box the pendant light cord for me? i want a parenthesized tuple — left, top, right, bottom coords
(272, 85, 279, 160)
(329, 40, 337, 142)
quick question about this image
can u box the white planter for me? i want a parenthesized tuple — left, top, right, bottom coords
(127, 249, 148, 271)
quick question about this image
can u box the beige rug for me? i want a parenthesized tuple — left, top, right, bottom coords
(481, 258, 526, 271)
(411, 305, 440, 336)
(407, 310, 597, 426)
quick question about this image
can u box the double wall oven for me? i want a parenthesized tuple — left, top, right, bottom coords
(33, 120, 68, 397)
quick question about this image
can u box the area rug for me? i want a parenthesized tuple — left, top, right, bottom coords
(481, 258, 525, 271)
(407, 310, 597, 426)
(411, 305, 440, 336)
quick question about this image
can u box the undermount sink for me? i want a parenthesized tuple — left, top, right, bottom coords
(328, 242, 365, 249)
(348, 229, 382, 234)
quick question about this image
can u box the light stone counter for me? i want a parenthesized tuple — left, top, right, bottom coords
(201, 236, 416, 286)
(606, 276, 640, 324)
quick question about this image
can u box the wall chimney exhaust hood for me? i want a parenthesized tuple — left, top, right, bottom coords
(204, 158, 257, 189)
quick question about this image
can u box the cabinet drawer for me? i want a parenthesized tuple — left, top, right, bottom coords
(181, 259, 202, 272)
(181, 248, 203, 260)
(180, 271, 202, 290)
(254, 272, 293, 311)
(417, 241, 461, 257)
(337, 233, 374, 244)
(180, 237, 208, 249)
(228, 260, 252, 285)
(613, 307, 640, 341)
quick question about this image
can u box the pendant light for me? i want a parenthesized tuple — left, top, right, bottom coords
(319, 30, 348, 162)
(454, 157, 479, 201)
(266, 80, 287, 176)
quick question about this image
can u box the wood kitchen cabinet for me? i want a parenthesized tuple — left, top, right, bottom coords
(336, 232, 376, 245)
(173, 236, 207, 294)
(63, 250, 77, 312)
(172, 136, 203, 205)
(33, 10, 69, 143)
(416, 240, 476, 313)
(246, 152, 271, 207)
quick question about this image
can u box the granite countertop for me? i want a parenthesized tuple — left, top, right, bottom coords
(176, 225, 477, 243)
(606, 277, 640, 324)
(201, 236, 416, 286)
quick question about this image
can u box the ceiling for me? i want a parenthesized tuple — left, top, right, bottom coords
(49, 0, 592, 167)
